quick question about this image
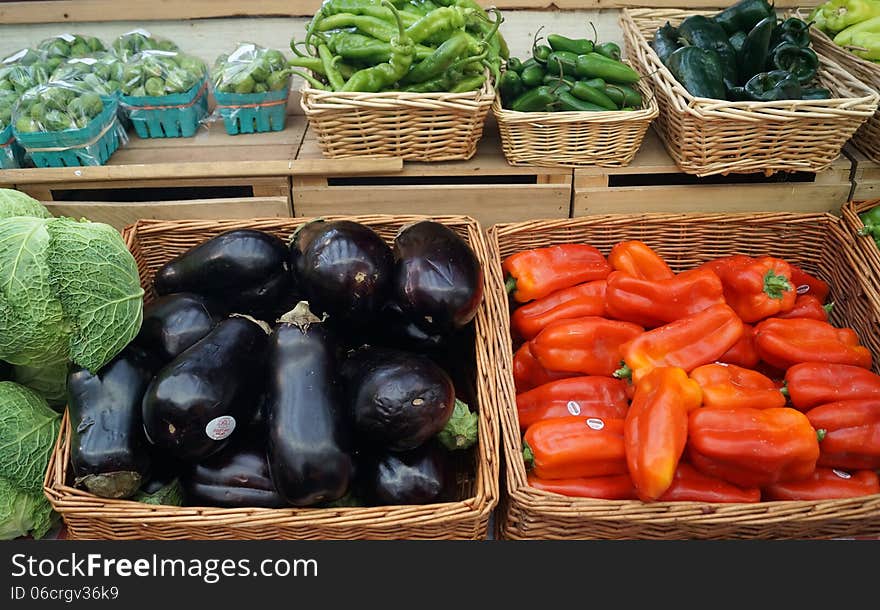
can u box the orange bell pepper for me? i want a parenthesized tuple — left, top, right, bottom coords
(702, 255, 797, 323)
(716, 323, 760, 369)
(608, 240, 674, 281)
(516, 376, 629, 430)
(773, 294, 832, 322)
(658, 463, 761, 503)
(523, 416, 627, 480)
(789, 264, 830, 303)
(512, 342, 574, 393)
(531, 316, 643, 376)
(625, 367, 702, 501)
(690, 363, 786, 410)
(503, 244, 612, 303)
(527, 473, 637, 500)
(617, 303, 744, 384)
(754, 318, 872, 371)
(511, 280, 607, 340)
(604, 268, 725, 328)
(763, 468, 880, 501)
(785, 362, 880, 411)
(806, 399, 880, 470)
(688, 407, 820, 488)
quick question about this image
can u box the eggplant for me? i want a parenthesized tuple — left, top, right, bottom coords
(363, 442, 453, 505)
(67, 345, 155, 499)
(136, 292, 217, 363)
(153, 229, 292, 316)
(266, 301, 353, 506)
(142, 316, 270, 461)
(184, 436, 285, 508)
(341, 346, 455, 452)
(391, 221, 483, 338)
(291, 220, 393, 327)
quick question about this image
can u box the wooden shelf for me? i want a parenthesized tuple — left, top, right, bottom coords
(847, 145, 880, 203)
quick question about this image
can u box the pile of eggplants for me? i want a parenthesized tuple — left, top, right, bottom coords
(65, 219, 483, 509)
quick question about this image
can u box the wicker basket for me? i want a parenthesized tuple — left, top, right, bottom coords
(809, 25, 880, 163)
(299, 74, 495, 161)
(620, 9, 879, 177)
(493, 65, 659, 168)
(487, 212, 880, 540)
(842, 199, 880, 294)
(44, 215, 502, 540)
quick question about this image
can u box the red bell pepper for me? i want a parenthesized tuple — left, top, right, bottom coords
(702, 255, 797, 323)
(789, 264, 830, 303)
(531, 316, 643, 376)
(604, 268, 725, 328)
(516, 376, 629, 430)
(657, 463, 761, 503)
(512, 342, 574, 393)
(806, 399, 880, 470)
(511, 280, 607, 340)
(523, 416, 627, 480)
(690, 363, 786, 410)
(688, 407, 820, 488)
(608, 240, 674, 281)
(617, 303, 744, 384)
(784, 362, 880, 411)
(527, 473, 637, 500)
(503, 244, 612, 303)
(763, 468, 880, 501)
(625, 367, 703, 501)
(773, 294, 832, 322)
(754, 318, 872, 371)
(716, 323, 760, 369)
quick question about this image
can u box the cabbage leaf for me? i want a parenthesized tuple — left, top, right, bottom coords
(0, 477, 56, 540)
(0, 382, 60, 493)
(0, 189, 52, 219)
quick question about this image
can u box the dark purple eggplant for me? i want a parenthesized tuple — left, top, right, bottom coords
(136, 293, 217, 363)
(291, 220, 393, 327)
(341, 346, 455, 452)
(67, 345, 155, 499)
(153, 229, 291, 316)
(392, 221, 483, 337)
(378, 300, 445, 351)
(142, 316, 269, 461)
(266, 301, 353, 506)
(363, 442, 453, 505)
(183, 436, 285, 508)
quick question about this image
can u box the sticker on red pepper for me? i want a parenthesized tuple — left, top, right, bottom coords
(796, 284, 810, 295)
(586, 418, 605, 431)
(205, 415, 236, 441)
(567, 401, 581, 416)
(832, 469, 852, 480)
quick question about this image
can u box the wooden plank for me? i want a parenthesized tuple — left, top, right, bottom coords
(43, 196, 291, 230)
(0, 0, 821, 23)
(848, 144, 880, 202)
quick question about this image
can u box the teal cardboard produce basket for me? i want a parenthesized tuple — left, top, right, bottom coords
(14, 98, 123, 168)
(121, 78, 209, 138)
(213, 80, 290, 135)
(0, 125, 24, 168)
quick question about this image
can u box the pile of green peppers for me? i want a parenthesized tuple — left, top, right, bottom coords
(859, 206, 880, 247)
(499, 30, 644, 112)
(813, 0, 880, 62)
(653, 0, 831, 102)
(213, 44, 291, 94)
(288, 0, 508, 93)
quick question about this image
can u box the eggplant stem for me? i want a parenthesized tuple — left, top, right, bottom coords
(229, 313, 272, 334)
(279, 301, 324, 328)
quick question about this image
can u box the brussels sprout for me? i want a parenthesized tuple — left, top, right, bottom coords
(130, 85, 146, 97)
(233, 75, 255, 94)
(15, 115, 39, 133)
(87, 37, 104, 52)
(264, 49, 287, 72)
(144, 76, 165, 97)
(79, 93, 103, 117)
(158, 40, 178, 52)
(70, 42, 90, 57)
(28, 102, 46, 119)
(177, 56, 205, 77)
(43, 40, 70, 58)
(266, 71, 289, 91)
(43, 108, 72, 131)
(254, 82, 269, 93)
(0, 81, 13, 92)
(249, 58, 271, 83)
(105, 80, 121, 93)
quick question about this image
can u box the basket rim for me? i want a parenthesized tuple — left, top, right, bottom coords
(45, 214, 502, 535)
(486, 212, 880, 528)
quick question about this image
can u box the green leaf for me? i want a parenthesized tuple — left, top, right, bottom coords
(0, 382, 60, 493)
(132, 479, 184, 506)
(13, 357, 68, 407)
(0, 217, 70, 366)
(0, 190, 52, 219)
(0, 476, 57, 540)
(437, 399, 479, 451)
(46, 218, 144, 372)
(763, 269, 794, 300)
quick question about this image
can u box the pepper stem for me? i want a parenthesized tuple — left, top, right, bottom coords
(522, 441, 535, 468)
(823, 302, 835, 315)
(817, 428, 827, 442)
(505, 275, 517, 295)
(437, 399, 479, 451)
(382, 0, 406, 39)
(613, 363, 632, 380)
(763, 269, 794, 299)
(780, 383, 789, 398)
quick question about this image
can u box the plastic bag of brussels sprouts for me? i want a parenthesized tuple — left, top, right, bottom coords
(0, 91, 23, 168)
(0, 49, 53, 94)
(37, 34, 105, 70)
(11, 81, 127, 167)
(210, 43, 291, 135)
(50, 53, 125, 97)
(119, 50, 209, 138)
(112, 29, 179, 62)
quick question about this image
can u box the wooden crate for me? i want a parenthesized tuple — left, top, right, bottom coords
(293, 119, 573, 227)
(848, 145, 880, 202)
(573, 129, 854, 215)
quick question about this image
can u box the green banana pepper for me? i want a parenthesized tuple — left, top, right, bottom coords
(401, 31, 471, 83)
(738, 16, 776, 84)
(714, 0, 774, 36)
(744, 70, 803, 101)
(666, 46, 726, 99)
(771, 43, 819, 84)
(824, 0, 880, 36)
(845, 30, 880, 59)
(678, 15, 740, 90)
(342, 2, 414, 91)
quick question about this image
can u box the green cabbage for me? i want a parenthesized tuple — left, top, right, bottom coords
(0, 382, 60, 493)
(0, 189, 53, 219)
(0, 477, 56, 540)
(13, 358, 68, 408)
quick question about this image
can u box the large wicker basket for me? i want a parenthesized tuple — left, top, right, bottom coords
(621, 8, 879, 177)
(487, 212, 880, 540)
(493, 64, 659, 168)
(842, 199, 880, 294)
(809, 24, 880, 163)
(44, 215, 502, 540)
(299, 75, 495, 161)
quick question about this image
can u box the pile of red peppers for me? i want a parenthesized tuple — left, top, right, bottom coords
(504, 241, 880, 503)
